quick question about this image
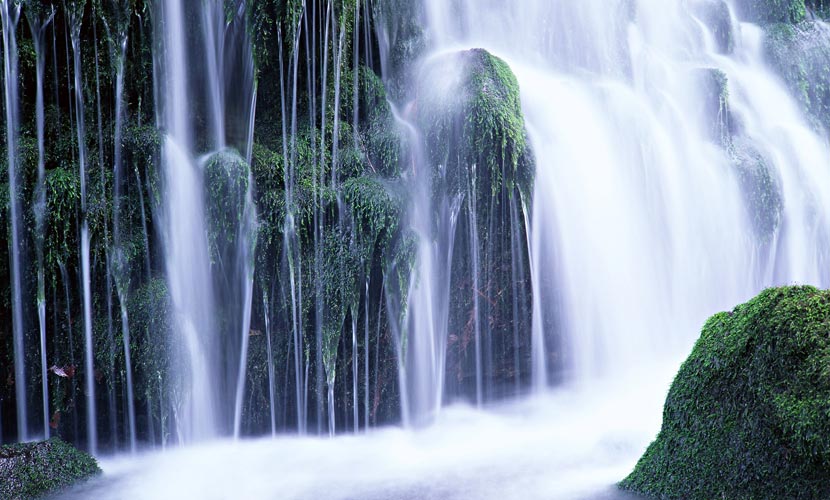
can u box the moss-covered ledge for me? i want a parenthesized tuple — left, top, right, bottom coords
(0, 438, 101, 499)
(620, 286, 830, 499)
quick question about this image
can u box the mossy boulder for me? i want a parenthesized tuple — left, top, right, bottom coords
(621, 286, 830, 499)
(0, 438, 100, 499)
(416, 48, 533, 202)
(736, 0, 808, 24)
(764, 20, 830, 131)
(203, 149, 256, 262)
(415, 48, 535, 395)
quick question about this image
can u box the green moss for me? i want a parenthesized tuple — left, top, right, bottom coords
(0, 438, 100, 499)
(621, 286, 830, 499)
(342, 175, 405, 260)
(358, 67, 403, 177)
(44, 167, 80, 270)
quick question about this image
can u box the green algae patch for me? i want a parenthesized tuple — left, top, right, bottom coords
(0, 438, 101, 499)
(621, 286, 830, 499)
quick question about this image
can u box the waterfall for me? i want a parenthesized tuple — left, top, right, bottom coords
(156, 0, 219, 442)
(410, 0, 830, 395)
(154, 0, 256, 441)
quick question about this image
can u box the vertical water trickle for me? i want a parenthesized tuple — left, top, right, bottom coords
(25, 3, 56, 441)
(280, 12, 307, 434)
(68, 0, 98, 455)
(364, 279, 370, 431)
(105, 0, 137, 452)
(466, 164, 483, 407)
(1, 0, 27, 442)
(92, 7, 117, 449)
(263, 292, 277, 436)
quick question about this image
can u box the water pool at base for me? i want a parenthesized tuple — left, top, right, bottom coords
(57, 363, 676, 500)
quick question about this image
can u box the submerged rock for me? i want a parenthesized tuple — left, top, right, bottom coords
(0, 438, 100, 499)
(621, 286, 830, 499)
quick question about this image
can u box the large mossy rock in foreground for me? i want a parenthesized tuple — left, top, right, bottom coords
(621, 286, 830, 499)
(0, 438, 100, 499)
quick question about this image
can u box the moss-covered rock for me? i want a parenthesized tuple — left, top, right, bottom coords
(731, 140, 783, 243)
(415, 48, 535, 394)
(416, 48, 533, 201)
(0, 438, 100, 499)
(736, 0, 808, 24)
(203, 149, 255, 263)
(764, 20, 830, 131)
(695, 67, 732, 145)
(621, 286, 830, 499)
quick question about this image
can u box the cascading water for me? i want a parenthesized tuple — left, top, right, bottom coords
(6, 0, 830, 498)
(405, 0, 830, 408)
(156, 0, 220, 442)
(155, 0, 257, 442)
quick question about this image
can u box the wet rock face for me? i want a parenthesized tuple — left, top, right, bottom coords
(736, 0, 808, 24)
(0, 438, 100, 499)
(764, 20, 830, 132)
(621, 286, 830, 500)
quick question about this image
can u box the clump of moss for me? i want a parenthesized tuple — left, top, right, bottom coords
(0, 437, 101, 499)
(621, 286, 830, 499)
